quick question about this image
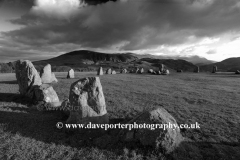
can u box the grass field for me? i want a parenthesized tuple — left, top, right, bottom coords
(0, 72, 240, 160)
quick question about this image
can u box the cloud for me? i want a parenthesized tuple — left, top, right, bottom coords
(30, 0, 87, 19)
(1, 0, 240, 62)
(206, 49, 216, 55)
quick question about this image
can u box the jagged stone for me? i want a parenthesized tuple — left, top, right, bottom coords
(67, 77, 109, 125)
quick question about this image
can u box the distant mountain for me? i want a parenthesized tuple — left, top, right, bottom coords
(130, 54, 215, 65)
(200, 57, 240, 72)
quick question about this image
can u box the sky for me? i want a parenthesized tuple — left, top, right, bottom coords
(0, 0, 240, 63)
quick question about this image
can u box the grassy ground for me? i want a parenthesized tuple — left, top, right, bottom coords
(0, 72, 240, 160)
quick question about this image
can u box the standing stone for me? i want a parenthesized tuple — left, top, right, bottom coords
(34, 84, 59, 103)
(212, 65, 217, 73)
(148, 69, 153, 73)
(97, 67, 103, 76)
(119, 107, 183, 153)
(159, 64, 165, 72)
(67, 69, 75, 78)
(121, 69, 127, 73)
(162, 69, 170, 75)
(106, 68, 112, 74)
(194, 66, 199, 73)
(135, 67, 139, 73)
(138, 68, 144, 74)
(51, 73, 58, 83)
(67, 77, 108, 125)
(111, 70, 116, 74)
(15, 60, 42, 96)
(40, 64, 53, 83)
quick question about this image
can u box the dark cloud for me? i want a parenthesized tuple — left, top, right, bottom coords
(1, 0, 240, 62)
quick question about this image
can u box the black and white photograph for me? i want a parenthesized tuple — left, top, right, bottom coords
(0, 0, 240, 159)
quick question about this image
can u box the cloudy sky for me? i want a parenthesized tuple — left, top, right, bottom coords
(0, 0, 240, 63)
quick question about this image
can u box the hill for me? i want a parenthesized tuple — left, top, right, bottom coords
(200, 57, 240, 72)
(32, 50, 197, 72)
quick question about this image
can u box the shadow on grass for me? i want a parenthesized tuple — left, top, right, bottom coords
(0, 80, 18, 84)
(0, 108, 157, 158)
(0, 93, 34, 105)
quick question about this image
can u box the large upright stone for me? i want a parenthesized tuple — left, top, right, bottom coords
(106, 68, 112, 74)
(119, 107, 183, 153)
(67, 77, 108, 125)
(212, 65, 217, 73)
(40, 64, 52, 83)
(159, 64, 165, 72)
(67, 69, 75, 78)
(97, 67, 103, 76)
(15, 60, 42, 96)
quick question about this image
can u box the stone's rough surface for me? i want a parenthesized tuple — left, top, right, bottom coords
(67, 77, 108, 124)
(194, 66, 200, 73)
(40, 64, 53, 83)
(15, 60, 42, 96)
(67, 69, 75, 78)
(106, 68, 112, 74)
(162, 69, 170, 75)
(119, 108, 183, 153)
(120, 69, 127, 73)
(34, 84, 59, 103)
(148, 69, 153, 73)
(111, 70, 116, 74)
(159, 64, 165, 72)
(51, 73, 58, 83)
(97, 67, 103, 75)
(212, 65, 217, 73)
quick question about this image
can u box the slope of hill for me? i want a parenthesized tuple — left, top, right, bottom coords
(200, 57, 240, 72)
